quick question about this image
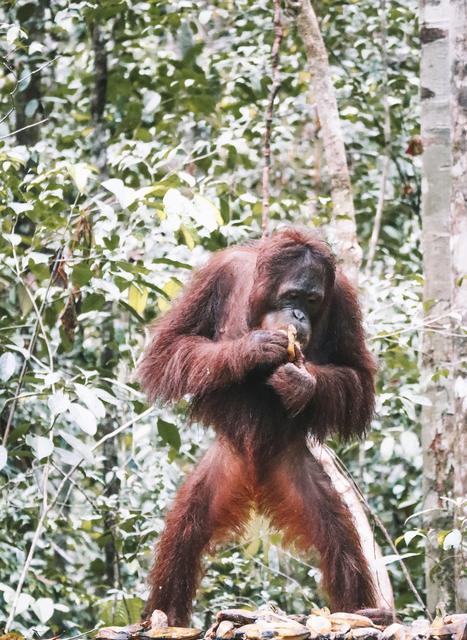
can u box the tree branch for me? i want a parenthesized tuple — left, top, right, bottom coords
(365, 0, 391, 275)
(293, 0, 362, 283)
(317, 441, 432, 620)
(262, 0, 283, 237)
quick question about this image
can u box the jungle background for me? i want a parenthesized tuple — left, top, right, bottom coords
(0, 0, 465, 638)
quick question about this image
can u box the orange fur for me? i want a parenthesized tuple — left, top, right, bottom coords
(138, 228, 378, 624)
(145, 440, 253, 623)
(256, 441, 376, 612)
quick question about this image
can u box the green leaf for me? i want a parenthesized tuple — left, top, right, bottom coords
(141, 279, 170, 299)
(71, 263, 93, 287)
(119, 300, 145, 323)
(157, 419, 181, 451)
(81, 293, 106, 313)
(152, 258, 192, 270)
(98, 596, 143, 626)
(29, 261, 50, 281)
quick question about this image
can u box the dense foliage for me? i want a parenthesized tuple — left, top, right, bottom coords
(0, 0, 438, 636)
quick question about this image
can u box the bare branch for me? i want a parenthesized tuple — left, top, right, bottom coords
(365, 0, 391, 275)
(0, 117, 49, 141)
(294, 0, 362, 282)
(262, 0, 283, 237)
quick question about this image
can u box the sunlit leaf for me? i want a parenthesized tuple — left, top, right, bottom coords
(32, 597, 54, 623)
(191, 195, 222, 232)
(74, 384, 106, 419)
(0, 446, 7, 471)
(380, 435, 394, 461)
(0, 352, 18, 382)
(158, 279, 182, 312)
(380, 552, 420, 565)
(443, 529, 462, 550)
(400, 431, 420, 458)
(95, 388, 119, 406)
(180, 224, 195, 249)
(128, 284, 149, 315)
(119, 300, 145, 323)
(404, 530, 424, 545)
(67, 403, 97, 435)
(1, 586, 34, 615)
(59, 431, 94, 464)
(26, 435, 54, 460)
(9, 202, 33, 214)
(68, 162, 94, 193)
(48, 390, 71, 416)
(102, 178, 138, 208)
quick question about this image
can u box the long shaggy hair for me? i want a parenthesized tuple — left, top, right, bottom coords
(136, 227, 378, 625)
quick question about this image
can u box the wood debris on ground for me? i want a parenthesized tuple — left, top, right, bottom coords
(94, 608, 467, 640)
(96, 610, 201, 640)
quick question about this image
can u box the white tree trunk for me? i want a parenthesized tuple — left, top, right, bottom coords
(420, 0, 466, 614)
(295, 0, 362, 283)
(449, 0, 467, 613)
(420, 0, 453, 614)
(309, 443, 394, 610)
(294, 0, 394, 607)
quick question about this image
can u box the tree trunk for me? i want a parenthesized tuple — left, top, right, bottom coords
(14, 1, 44, 146)
(295, 0, 393, 605)
(294, 0, 362, 283)
(91, 23, 108, 173)
(449, 0, 467, 613)
(419, 0, 466, 614)
(308, 443, 394, 610)
(91, 21, 120, 590)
